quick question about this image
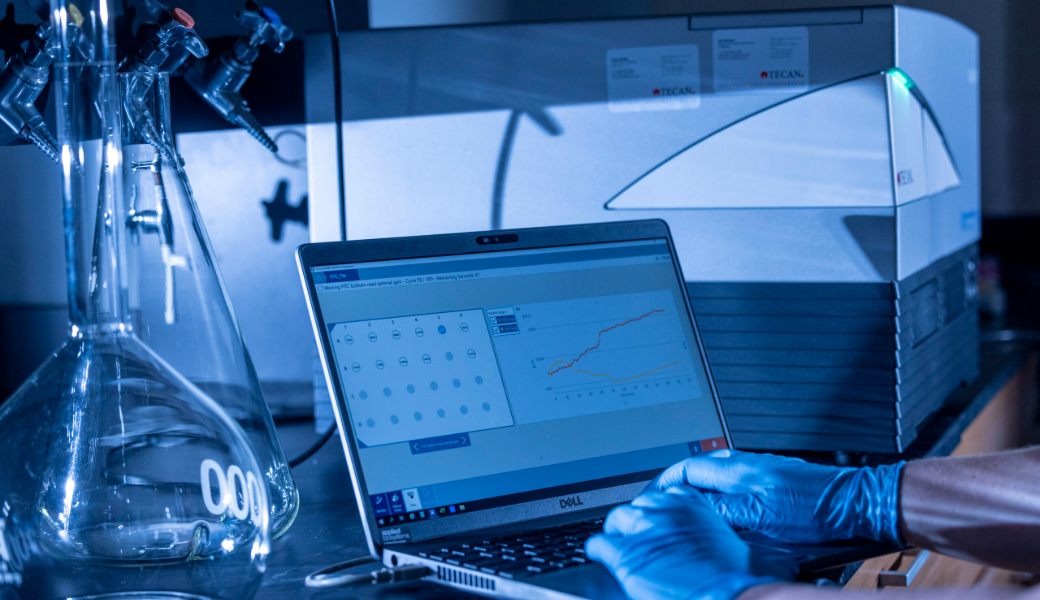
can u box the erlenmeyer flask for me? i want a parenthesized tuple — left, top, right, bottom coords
(0, 1, 270, 598)
(118, 72, 298, 538)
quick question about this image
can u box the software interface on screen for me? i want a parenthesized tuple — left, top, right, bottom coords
(311, 239, 727, 528)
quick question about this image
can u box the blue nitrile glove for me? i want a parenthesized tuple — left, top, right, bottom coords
(651, 450, 905, 545)
(586, 486, 797, 600)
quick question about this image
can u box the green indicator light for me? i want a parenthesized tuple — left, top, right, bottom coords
(887, 68, 914, 89)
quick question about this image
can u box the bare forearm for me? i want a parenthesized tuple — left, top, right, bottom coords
(898, 446, 1040, 573)
(739, 583, 1040, 600)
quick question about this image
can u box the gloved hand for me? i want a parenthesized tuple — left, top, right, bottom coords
(650, 449, 905, 545)
(586, 486, 797, 600)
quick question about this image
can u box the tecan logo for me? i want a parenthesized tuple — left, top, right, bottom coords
(760, 70, 806, 80)
(559, 495, 585, 509)
(897, 170, 915, 186)
(651, 87, 696, 97)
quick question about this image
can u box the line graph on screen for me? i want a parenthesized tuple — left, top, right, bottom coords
(491, 290, 702, 424)
(547, 308, 666, 377)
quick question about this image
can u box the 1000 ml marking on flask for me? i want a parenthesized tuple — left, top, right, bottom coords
(200, 459, 267, 524)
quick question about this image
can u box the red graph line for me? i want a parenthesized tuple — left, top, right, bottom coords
(547, 309, 665, 377)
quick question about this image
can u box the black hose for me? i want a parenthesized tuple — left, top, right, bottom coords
(289, 424, 337, 468)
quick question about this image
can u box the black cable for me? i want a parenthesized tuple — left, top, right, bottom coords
(305, 556, 378, 588)
(288, 424, 337, 468)
(287, 0, 345, 472)
(296, 7, 418, 588)
(306, 559, 430, 589)
(325, 0, 347, 242)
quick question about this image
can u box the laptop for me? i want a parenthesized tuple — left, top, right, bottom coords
(297, 220, 897, 599)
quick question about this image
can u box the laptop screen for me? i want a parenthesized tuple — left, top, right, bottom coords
(310, 238, 727, 530)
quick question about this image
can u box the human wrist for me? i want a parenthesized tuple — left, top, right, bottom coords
(879, 461, 905, 544)
(846, 461, 906, 544)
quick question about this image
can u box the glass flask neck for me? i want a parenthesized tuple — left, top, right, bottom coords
(63, 131, 132, 335)
(58, 42, 131, 335)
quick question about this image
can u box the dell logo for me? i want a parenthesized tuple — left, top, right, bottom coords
(559, 496, 584, 509)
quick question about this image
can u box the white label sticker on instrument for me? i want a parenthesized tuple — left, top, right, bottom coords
(606, 44, 701, 112)
(712, 27, 809, 93)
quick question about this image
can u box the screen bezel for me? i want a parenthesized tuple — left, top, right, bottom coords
(297, 219, 732, 557)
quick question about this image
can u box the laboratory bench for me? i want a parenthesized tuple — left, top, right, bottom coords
(260, 340, 1039, 598)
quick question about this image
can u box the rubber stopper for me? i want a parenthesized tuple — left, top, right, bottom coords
(171, 7, 195, 29)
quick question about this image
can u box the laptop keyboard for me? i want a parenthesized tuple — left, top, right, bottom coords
(417, 518, 604, 580)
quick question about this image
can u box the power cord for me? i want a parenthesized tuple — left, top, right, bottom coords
(324, 0, 347, 242)
(288, 424, 337, 468)
(291, 424, 431, 589)
(289, 0, 347, 473)
(301, 8, 422, 583)
(305, 556, 430, 589)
